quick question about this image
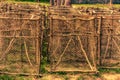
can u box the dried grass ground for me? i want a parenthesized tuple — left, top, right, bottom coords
(40, 74, 120, 80)
(7, 73, 119, 80)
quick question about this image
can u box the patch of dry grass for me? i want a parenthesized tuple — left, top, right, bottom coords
(72, 4, 120, 8)
(3, 1, 120, 9)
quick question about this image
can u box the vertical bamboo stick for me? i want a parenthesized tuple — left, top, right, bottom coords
(110, 17, 114, 58)
(0, 31, 2, 55)
(97, 17, 102, 65)
(89, 19, 96, 70)
(36, 20, 40, 65)
(35, 20, 41, 74)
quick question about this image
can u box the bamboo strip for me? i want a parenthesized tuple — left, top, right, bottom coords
(0, 17, 40, 20)
(0, 72, 42, 76)
(112, 38, 120, 54)
(50, 70, 98, 73)
(0, 31, 16, 61)
(103, 36, 110, 62)
(53, 38, 72, 70)
(77, 36, 94, 71)
(51, 17, 95, 21)
(0, 36, 38, 38)
(24, 39, 33, 66)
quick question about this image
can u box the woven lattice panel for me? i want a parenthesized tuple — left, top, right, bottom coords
(100, 16, 120, 68)
(0, 13, 42, 75)
(48, 16, 98, 72)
